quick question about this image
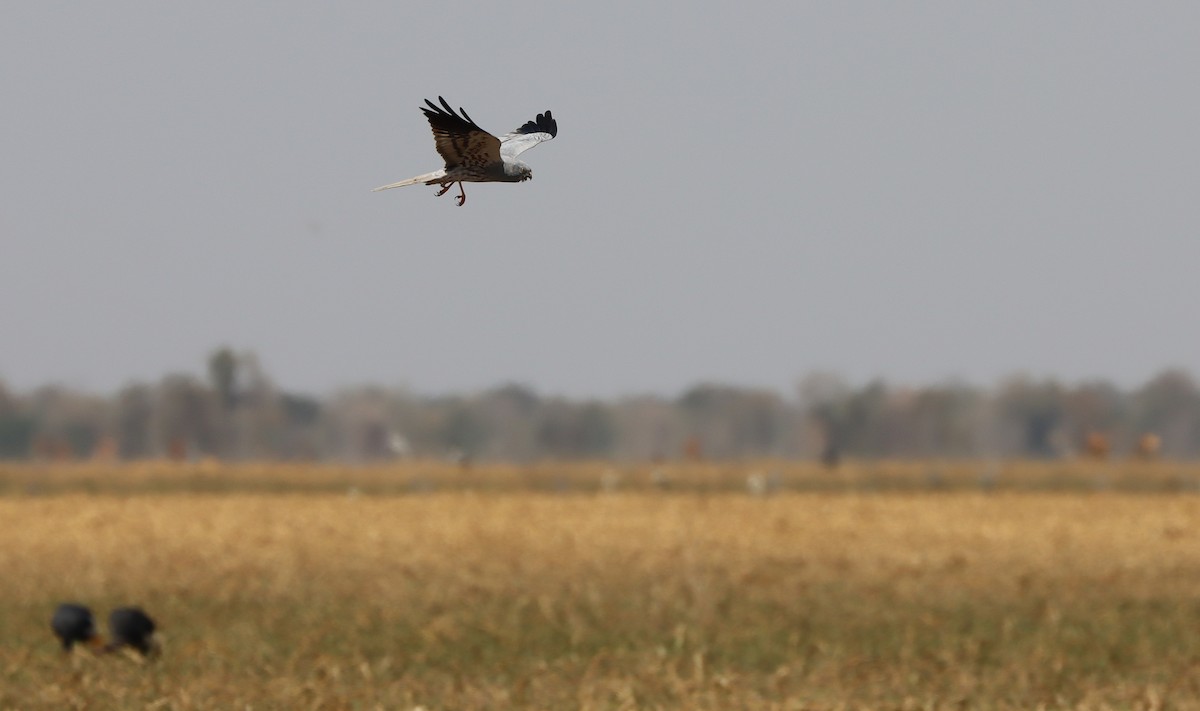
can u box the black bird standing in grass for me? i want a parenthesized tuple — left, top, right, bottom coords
(106, 607, 159, 657)
(50, 603, 102, 652)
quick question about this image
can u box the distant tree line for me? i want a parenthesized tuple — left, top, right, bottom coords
(0, 348, 1197, 461)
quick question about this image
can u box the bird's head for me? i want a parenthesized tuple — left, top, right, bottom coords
(504, 161, 533, 182)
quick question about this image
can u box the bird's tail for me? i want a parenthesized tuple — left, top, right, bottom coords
(371, 170, 447, 192)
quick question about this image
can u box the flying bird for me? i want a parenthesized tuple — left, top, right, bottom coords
(106, 607, 160, 658)
(373, 97, 557, 206)
(51, 603, 102, 652)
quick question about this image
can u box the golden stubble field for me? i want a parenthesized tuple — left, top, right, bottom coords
(1, 466, 1199, 709)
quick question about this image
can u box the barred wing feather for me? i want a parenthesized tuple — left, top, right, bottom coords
(421, 96, 501, 170)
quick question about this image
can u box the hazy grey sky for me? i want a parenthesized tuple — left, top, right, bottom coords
(3, 3, 1198, 397)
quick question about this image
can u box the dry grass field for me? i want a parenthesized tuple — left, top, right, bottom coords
(1, 463, 1199, 709)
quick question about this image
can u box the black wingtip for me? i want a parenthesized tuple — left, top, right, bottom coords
(515, 110, 557, 138)
(421, 97, 484, 132)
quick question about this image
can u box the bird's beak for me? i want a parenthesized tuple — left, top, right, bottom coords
(87, 635, 105, 651)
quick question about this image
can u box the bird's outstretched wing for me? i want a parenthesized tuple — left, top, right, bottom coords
(421, 97, 501, 170)
(500, 110, 557, 160)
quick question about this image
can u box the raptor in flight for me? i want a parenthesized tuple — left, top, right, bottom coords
(373, 97, 557, 206)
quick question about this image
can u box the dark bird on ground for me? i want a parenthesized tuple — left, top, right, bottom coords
(51, 603, 102, 652)
(106, 607, 159, 657)
(373, 96, 558, 206)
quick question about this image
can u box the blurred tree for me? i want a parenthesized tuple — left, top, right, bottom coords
(732, 391, 784, 454)
(0, 414, 36, 459)
(62, 421, 99, 457)
(0, 382, 15, 416)
(909, 384, 983, 456)
(208, 347, 239, 411)
(441, 403, 487, 455)
(280, 392, 321, 427)
(7, 348, 1200, 462)
(610, 396, 681, 460)
(487, 383, 540, 415)
(798, 372, 852, 462)
(275, 391, 322, 459)
(467, 384, 540, 460)
(678, 384, 786, 458)
(232, 352, 285, 459)
(797, 372, 851, 412)
(24, 386, 110, 460)
(537, 400, 615, 458)
(841, 380, 891, 456)
(323, 387, 390, 460)
(116, 384, 154, 458)
(0, 380, 34, 459)
(996, 378, 1064, 458)
(207, 347, 242, 457)
(156, 374, 218, 456)
(576, 402, 615, 457)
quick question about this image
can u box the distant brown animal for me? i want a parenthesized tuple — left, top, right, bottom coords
(682, 437, 703, 462)
(1083, 432, 1110, 460)
(1134, 433, 1161, 460)
(818, 427, 840, 470)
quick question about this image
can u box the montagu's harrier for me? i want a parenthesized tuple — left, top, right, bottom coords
(373, 97, 557, 206)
